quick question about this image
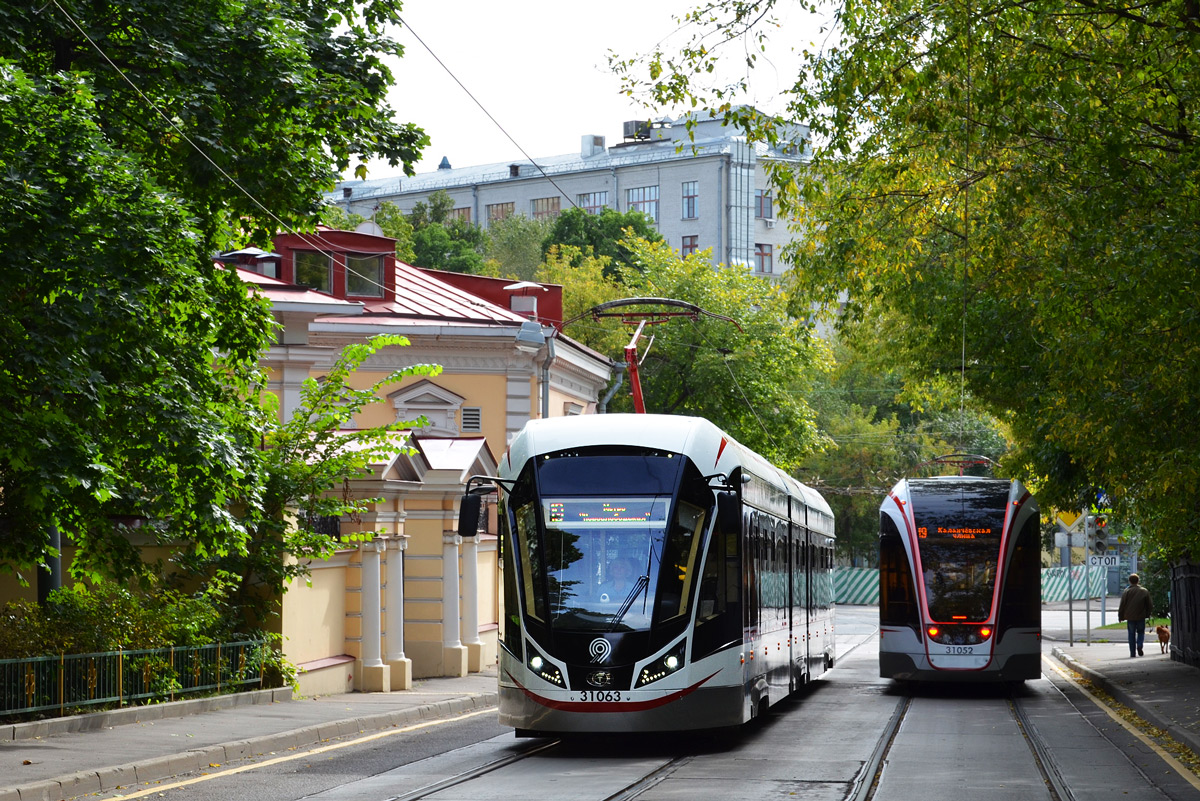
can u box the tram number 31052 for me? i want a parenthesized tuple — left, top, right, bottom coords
(576, 691, 623, 702)
(944, 645, 976, 655)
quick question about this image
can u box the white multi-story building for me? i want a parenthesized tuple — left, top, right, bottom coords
(333, 112, 810, 277)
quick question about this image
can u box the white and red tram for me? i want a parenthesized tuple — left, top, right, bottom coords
(459, 414, 835, 735)
(878, 471, 1042, 682)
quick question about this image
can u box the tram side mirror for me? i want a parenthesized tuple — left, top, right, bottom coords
(716, 491, 739, 533)
(457, 492, 483, 539)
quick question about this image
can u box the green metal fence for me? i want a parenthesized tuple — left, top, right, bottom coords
(0, 640, 268, 718)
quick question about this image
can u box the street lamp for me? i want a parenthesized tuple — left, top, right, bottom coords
(514, 320, 546, 354)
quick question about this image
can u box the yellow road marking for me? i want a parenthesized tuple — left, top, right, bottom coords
(1042, 653, 1200, 791)
(104, 707, 495, 800)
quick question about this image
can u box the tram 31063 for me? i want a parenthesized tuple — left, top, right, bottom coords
(457, 414, 835, 735)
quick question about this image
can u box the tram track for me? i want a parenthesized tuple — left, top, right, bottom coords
(384, 738, 560, 801)
(847, 679, 1075, 801)
(1008, 686, 1074, 801)
(846, 695, 910, 801)
(380, 736, 695, 801)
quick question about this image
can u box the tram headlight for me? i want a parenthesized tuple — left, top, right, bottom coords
(636, 640, 687, 688)
(525, 643, 564, 687)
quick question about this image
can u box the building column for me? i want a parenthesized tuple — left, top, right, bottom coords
(461, 534, 483, 672)
(442, 531, 468, 677)
(358, 540, 389, 692)
(384, 537, 412, 690)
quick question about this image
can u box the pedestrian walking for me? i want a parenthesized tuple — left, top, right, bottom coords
(1118, 573, 1154, 657)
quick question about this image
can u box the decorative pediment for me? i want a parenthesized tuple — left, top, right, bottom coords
(388, 379, 464, 436)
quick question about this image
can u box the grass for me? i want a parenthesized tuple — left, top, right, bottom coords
(1097, 616, 1171, 631)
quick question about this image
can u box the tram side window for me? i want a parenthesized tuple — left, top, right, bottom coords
(658, 500, 707, 622)
(879, 513, 920, 631)
(515, 501, 546, 623)
(693, 494, 743, 659)
(499, 500, 522, 655)
(1000, 515, 1041, 630)
(746, 513, 760, 631)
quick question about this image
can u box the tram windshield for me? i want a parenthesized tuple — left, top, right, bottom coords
(513, 449, 711, 632)
(910, 480, 1011, 621)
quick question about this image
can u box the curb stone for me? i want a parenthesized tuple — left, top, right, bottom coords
(1, 687, 293, 743)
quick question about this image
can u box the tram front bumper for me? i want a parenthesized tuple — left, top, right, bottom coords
(498, 678, 746, 733)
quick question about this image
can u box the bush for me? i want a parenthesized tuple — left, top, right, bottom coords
(0, 582, 237, 658)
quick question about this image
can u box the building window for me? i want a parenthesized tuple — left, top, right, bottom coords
(447, 207, 471, 223)
(755, 189, 774, 219)
(626, 185, 659, 223)
(755, 243, 774, 274)
(345, 253, 384, 297)
(486, 202, 514, 225)
(577, 192, 609, 215)
(531, 196, 561, 220)
(294, 250, 332, 293)
(681, 235, 698, 258)
(461, 406, 482, 432)
(681, 181, 698, 219)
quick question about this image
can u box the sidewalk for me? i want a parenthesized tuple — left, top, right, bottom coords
(1, 667, 498, 801)
(1043, 598, 1200, 759)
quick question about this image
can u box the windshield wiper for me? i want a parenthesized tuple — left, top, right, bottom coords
(607, 575, 649, 632)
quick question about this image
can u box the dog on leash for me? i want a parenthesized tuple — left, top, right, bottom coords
(1156, 625, 1171, 654)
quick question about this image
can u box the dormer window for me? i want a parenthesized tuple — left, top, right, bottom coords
(346, 253, 384, 297)
(295, 251, 332, 293)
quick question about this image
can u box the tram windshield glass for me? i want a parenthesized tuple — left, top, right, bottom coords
(910, 480, 1010, 621)
(516, 449, 711, 632)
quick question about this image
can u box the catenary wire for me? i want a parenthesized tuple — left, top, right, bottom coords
(50, 1, 480, 302)
(686, 317, 784, 455)
(396, 16, 581, 212)
(47, 0, 354, 271)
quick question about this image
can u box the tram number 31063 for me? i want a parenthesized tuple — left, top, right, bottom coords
(576, 691, 623, 702)
(945, 645, 975, 655)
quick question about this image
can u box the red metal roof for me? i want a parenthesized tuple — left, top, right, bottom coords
(359, 262, 527, 325)
(236, 267, 363, 311)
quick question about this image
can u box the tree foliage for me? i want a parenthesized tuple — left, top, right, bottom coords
(536, 245, 629, 355)
(1, 0, 428, 245)
(543, 208, 665, 279)
(597, 239, 829, 470)
(409, 191, 487, 273)
(486, 214, 554, 280)
(802, 326, 1010, 565)
(620, 0, 1200, 559)
(0, 66, 274, 583)
(0, 0, 430, 583)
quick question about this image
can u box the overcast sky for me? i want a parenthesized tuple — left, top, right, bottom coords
(367, 0, 830, 179)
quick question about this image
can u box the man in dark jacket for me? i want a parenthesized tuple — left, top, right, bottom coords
(1118, 573, 1154, 657)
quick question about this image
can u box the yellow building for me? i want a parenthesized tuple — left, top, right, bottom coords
(241, 227, 614, 694)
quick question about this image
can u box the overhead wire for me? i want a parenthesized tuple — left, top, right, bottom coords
(686, 317, 784, 455)
(47, 1, 505, 303)
(46, 0, 356, 274)
(396, 16, 581, 212)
